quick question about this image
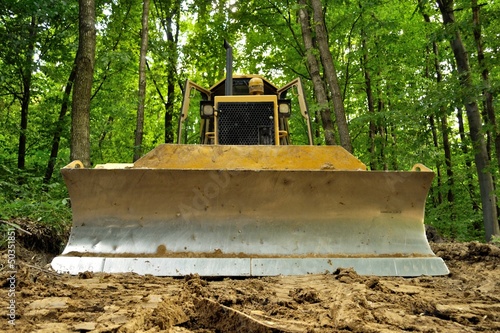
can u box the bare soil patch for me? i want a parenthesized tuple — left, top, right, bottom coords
(1, 228, 499, 332)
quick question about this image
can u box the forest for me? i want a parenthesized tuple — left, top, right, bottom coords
(0, 0, 499, 244)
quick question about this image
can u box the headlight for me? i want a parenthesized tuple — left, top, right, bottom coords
(200, 101, 214, 118)
(278, 100, 291, 117)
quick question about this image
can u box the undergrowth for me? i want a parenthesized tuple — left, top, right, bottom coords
(0, 163, 71, 249)
(425, 201, 486, 242)
(491, 236, 500, 246)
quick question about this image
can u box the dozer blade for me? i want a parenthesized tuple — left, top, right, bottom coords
(52, 145, 449, 277)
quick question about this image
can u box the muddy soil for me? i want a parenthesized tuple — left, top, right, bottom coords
(1, 239, 499, 333)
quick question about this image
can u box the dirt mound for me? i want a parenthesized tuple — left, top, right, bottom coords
(1, 241, 499, 332)
(2, 218, 68, 255)
(431, 241, 500, 263)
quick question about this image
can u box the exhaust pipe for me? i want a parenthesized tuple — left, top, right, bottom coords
(224, 40, 233, 96)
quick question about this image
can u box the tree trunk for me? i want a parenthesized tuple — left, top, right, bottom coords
(431, 31, 455, 204)
(429, 115, 443, 205)
(471, 0, 500, 225)
(472, 0, 499, 172)
(457, 106, 480, 212)
(164, 14, 177, 144)
(165, 77, 174, 143)
(17, 15, 37, 170)
(419, 1, 442, 206)
(310, 0, 352, 152)
(297, 0, 335, 145)
(376, 96, 387, 170)
(440, 115, 454, 203)
(18, 78, 30, 170)
(134, 0, 150, 161)
(437, 0, 498, 240)
(360, 30, 377, 169)
(43, 60, 77, 185)
(153, 0, 180, 143)
(71, 0, 96, 167)
(420, 3, 456, 205)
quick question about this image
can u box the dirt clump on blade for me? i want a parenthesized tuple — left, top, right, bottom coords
(1, 240, 500, 333)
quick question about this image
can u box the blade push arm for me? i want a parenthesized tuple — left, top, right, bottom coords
(177, 80, 211, 143)
(278, 78, 313, 145)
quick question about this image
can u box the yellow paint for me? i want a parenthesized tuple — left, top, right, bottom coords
(133, 144, 367, 171)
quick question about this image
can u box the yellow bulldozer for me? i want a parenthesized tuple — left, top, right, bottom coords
(51, 42, 449, 277)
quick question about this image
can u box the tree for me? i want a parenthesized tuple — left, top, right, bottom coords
(471, 0, 500, 172)
(436, 0, 499, 241)
(17, 15, 37, 170)
(71, 0, 96, 167)
(310, 0, 352, 152)
(297, 0, 336, 145)
(0, 6, 37, 170)
(151, 0, 180, 144)
(134, 0, 150, 161)
(418, 0, 455, 206)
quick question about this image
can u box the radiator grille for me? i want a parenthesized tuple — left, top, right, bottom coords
(218, 102, 275, 145)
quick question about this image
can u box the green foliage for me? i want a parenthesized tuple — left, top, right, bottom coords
(0, 163, 71, 234)
(426, 201, 485, 242)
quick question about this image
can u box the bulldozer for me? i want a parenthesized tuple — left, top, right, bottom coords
(51, 42, 449, 277)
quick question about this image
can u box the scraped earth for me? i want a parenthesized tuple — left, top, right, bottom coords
(1, 221, 499, 332)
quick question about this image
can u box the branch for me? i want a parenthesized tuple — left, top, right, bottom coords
(0, 220, 33, 235)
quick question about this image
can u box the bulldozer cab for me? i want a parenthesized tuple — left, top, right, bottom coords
(178, 75, 313, 146)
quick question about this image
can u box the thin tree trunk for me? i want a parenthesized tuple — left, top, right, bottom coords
(310, 0, 352, 152)
(97, 116, 114, 160)
(134, 0, 150, 161)
(360, 31, 377, 169)
(71, 0, 96, 167)
(389, 125, 398, 170)
(164, 76, 175, 143)
(18, 78, 30, 170)
(440, 115, 454, 203)
(421, 4, 455, 204)
(43, 60, 77, 184)
(17, 15, 37, 170)
(164, 14, 177, 144)
(437, 0, 498, 240)
(376, 96, 387, 170)
(419, 2, 443, 205)
(431, 34, 455, 204)
(153, 0, 179, 143)
(457, 106, 480, 211)
(429, 114, 443, 205)
(436, 117, 453, 205)
(297, 0, 335, 145)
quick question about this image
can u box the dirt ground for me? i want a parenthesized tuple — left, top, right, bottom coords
(1, 223, 499, 332)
